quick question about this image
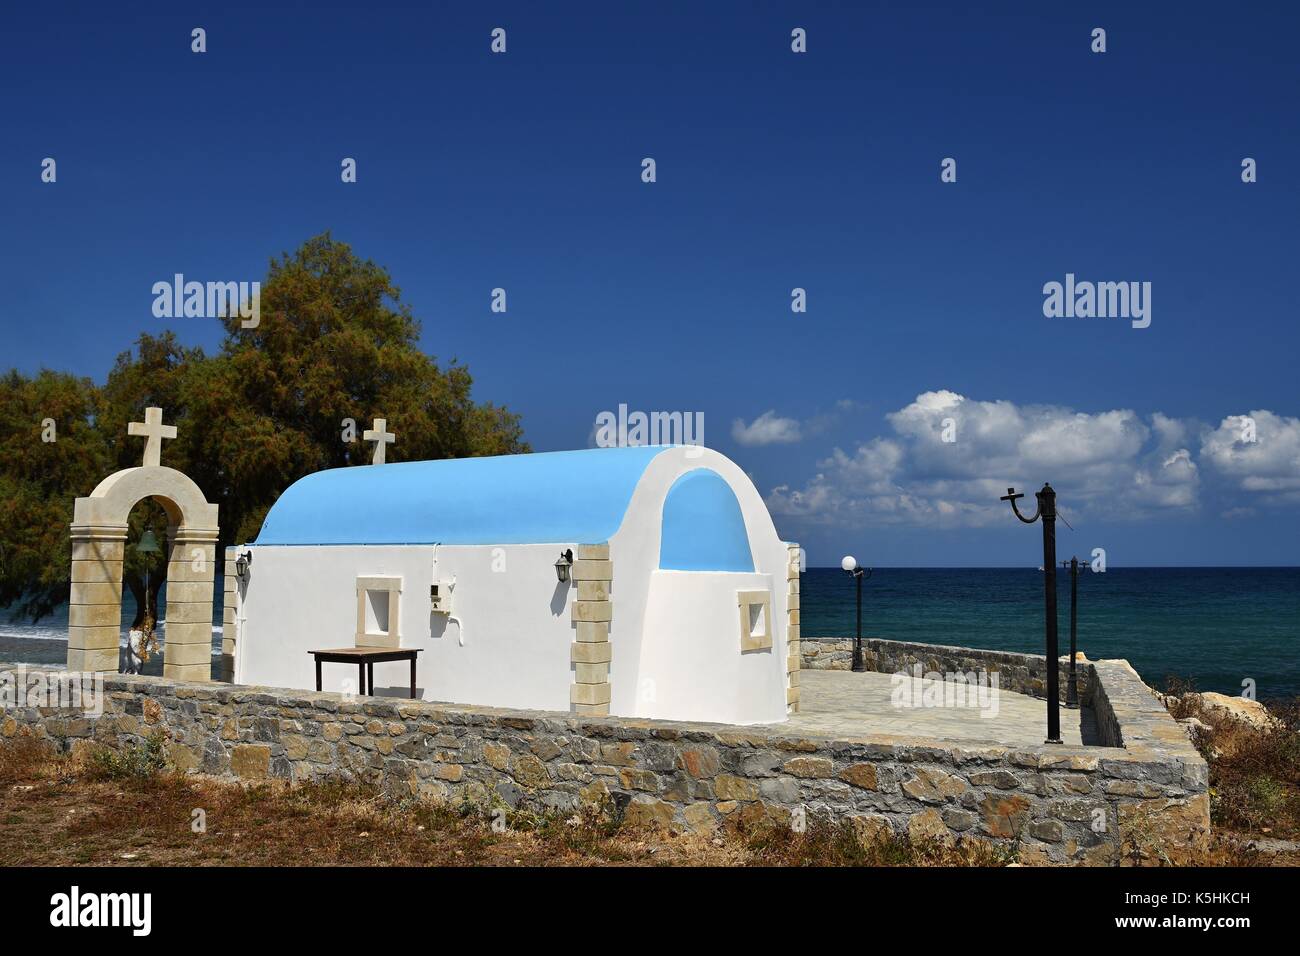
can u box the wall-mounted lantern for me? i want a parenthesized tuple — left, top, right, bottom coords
(235, 549, 253, 582)
(554, 549, 574, 584)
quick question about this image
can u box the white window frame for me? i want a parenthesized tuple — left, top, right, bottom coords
(736, 589, 773, 652)
(356, 575, 402, 648)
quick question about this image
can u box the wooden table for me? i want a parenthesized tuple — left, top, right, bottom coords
(310, 647, 422, 699)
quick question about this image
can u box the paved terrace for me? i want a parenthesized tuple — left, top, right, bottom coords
(762, 670, 1095, 747)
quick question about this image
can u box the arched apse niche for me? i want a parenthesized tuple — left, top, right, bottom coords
(658, 469, 755, 572)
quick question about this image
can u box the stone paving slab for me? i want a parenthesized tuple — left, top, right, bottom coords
(764, 670, 1087, 747)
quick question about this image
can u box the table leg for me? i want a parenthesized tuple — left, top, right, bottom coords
(367, 662, 374, 696)
(316, 658, 322, 692)
(410, 655, 417, 699)
(358, 661, 366, 696)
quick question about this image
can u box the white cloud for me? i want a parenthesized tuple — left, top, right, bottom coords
(1200, 411, 1300, 500)
(731, 410, 802, 446)
(765, 390, 1207, 528)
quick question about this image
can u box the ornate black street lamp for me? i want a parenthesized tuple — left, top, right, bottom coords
(840, 555, 873, 672)
(1061, 556, 1082, 709)
(1000, 483, 1062, 744)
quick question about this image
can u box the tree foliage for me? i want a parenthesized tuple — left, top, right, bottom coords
(0, 233, 528, 622)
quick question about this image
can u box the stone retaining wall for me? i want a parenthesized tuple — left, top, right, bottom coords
(0, 653, 1206, 866)
(802, 637, 1091, 703)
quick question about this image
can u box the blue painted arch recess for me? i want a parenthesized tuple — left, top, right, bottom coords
(658, 469, 755, 572)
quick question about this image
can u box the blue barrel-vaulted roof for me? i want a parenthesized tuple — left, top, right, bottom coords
(255, 446, 675, 546)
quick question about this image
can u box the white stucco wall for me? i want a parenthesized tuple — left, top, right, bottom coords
(235, 543, 577, 710)
(637, 569, 784, 723)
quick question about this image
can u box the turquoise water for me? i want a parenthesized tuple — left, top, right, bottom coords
(801, 567, 1300, 699)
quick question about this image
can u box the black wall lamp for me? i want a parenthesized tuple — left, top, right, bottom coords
(235, 549, 253, 582)
(554, 549, 574, 583)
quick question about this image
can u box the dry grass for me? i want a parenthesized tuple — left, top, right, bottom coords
(1162, 678, 1300, 854)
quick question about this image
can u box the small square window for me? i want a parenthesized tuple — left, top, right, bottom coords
(736, 590, 772, 652)
(356, 576, 402, 648)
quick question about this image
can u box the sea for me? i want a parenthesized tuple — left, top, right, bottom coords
(799, 567, 1300, 699)
(2, 567, 1297, 698)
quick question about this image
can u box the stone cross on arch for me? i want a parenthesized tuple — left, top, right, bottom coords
(127, 407, 178, 468)
(364, 417, 396, 465)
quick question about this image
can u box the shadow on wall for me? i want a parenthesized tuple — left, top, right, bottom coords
(550, 579, 571, 617)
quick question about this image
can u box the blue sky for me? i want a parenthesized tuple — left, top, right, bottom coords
(2, 1, 1298, 566)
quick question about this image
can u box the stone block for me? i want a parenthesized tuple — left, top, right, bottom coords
(571, 682, 611, 706)
(576, 580, 610, 602)
(575, 621, 610, 643)
(902, 767, 968, 803)
(574, 702, 609, 716)
(907, 808, 955, 847)
(166, 601, 215, 625)
(70, 559, 123, 584)
(231, 743, 271, 779)
(71, 538, 125, 562)
(839, 763, 879, 790)
(166, 553, 216, 582)
(571, 641, 612, 664)
(67, 624, 120, 651)
(571, 559, 613, 581)
(69, 582, 123, 605)
(783, 756, 832, 778)
(572, 601, 612, 623)
(165, 640, 213, 667)
(714, 774, 758, 801)
(67, 647, 118, 673)
(68, 604, 120, 628)
(163, 662, 211, 683)
(576, 544, 609, 560)
(574, 662, 610, 684)
(163, 621, 213, 645)
(168, 580, 214, 604)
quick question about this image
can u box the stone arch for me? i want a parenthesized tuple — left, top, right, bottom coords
(68, 466, 219, 682)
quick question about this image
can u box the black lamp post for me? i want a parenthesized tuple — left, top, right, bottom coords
(1000, 483, 1062, 745)
(840, 555, 873, 672)
(1061, 556, 1081, 709)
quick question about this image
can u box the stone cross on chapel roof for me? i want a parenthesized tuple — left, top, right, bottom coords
(364, 417, 396, 465)
(127, 407, 177, 468)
